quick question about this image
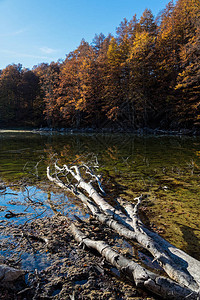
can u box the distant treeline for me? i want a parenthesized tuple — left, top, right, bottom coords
(0, 0, 199, 130)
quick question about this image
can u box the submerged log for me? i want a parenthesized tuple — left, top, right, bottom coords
(47, 161, 200, 299)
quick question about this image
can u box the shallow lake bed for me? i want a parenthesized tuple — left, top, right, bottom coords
(0, 130, 200, 298)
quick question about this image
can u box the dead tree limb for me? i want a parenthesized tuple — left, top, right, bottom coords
(47, 166, 136, 240)
(47, 162, 200, 298)
(51, 164, 135, 230)
(123, 196, 200, 291)
(70, 223, 198, 300)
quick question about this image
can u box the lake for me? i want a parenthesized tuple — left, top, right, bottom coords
(0, 130, 200, 261)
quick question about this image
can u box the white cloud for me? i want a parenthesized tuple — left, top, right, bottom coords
(0, 28, 27, 37)
(39, 47, 57, 54)
(0, 49, 48, 60)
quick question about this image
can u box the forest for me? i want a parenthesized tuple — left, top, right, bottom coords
(0, 0, 199, 131)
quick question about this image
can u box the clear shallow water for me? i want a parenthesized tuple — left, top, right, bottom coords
(0, 185, 87, 225)
(0, 130, 200, 260)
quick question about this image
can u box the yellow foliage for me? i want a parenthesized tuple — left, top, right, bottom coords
(107, 38, 122, 66)
(129, 31, 154, 60)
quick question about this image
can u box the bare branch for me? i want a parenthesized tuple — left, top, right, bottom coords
(47, 161, 200, 297)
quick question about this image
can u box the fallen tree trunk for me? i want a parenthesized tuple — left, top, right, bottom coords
(47, 167, 137, 240)
(47, 161, 200, 299)
(52, 164, 134, 230)
(70, 223, 198, 300)
(123, 197, 200, 289)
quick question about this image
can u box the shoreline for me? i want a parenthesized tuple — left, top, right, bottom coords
(0, 126, 200, 136)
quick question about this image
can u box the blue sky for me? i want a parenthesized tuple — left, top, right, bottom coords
(0, 0, 171, 70)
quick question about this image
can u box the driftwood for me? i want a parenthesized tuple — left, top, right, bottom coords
(70, 223, 198, 300)
(21, 232, 49, 245)
(47, 161, 200, 299)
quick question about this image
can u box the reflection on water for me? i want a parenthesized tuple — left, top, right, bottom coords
(0, 186, 49, 224)
(0, 185, 87, 225)
(21, 251, 53, 271)
(0, 130, 200, 259)
(0, 182, 88, 271)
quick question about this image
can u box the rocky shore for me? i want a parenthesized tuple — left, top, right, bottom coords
(0, 214, 157, 300)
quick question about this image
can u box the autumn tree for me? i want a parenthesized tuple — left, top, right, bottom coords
(0, 64, 21, 124)
(101, 15, 139, 129)
(34, 62, 61, 127)
(57, 40, 90, 127)
(92, 33, 113, 127)
(113, 9, 157, 129)
(138, 9, 157, 35)
(154, 0, 200, 128)
(19, 69, 41, 125)
(128, 31, 156, 127)
(57, 38, 107, 128)
(0, 0, 199, 131)
(92, 33, 106, 55)
(102, 10, 158, 129)
(0, 64, 41, 126)
(173, 0, 200, 128)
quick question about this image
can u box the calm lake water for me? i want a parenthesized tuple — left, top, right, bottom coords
(0, 130, 200, 260)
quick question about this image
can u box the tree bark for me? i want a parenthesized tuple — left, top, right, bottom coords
(47, 162, 200, 299)
(70, 223, 198, 300)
